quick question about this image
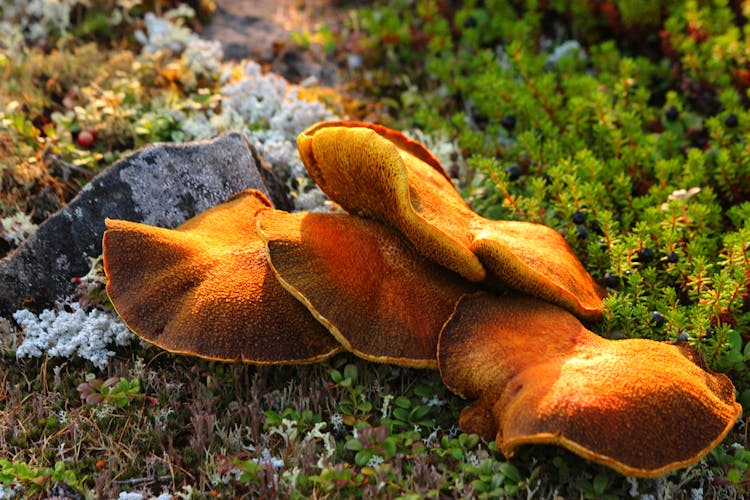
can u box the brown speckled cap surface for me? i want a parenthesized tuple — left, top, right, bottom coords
(438, 292, 742, 477)
(258, 210, 476, 368)
(103, 189, 340, 364)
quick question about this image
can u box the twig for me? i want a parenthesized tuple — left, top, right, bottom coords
(115, 475, 173, 486)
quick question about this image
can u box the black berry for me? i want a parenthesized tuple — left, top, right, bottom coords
(575, 225, 589, 239)
(703, 327, 714, 339)
(590, 219, 604, 236)
(504, 164, 521, 181)
(724, 113, 738, 128)
(501, 115, 516, 131)
(665, 106, 679, 121)
(638, 247, 655, 263)
(677, 331, 690, 342)
(603, 272, 620, 289)
(571, 210, 587, 225)
(667, 251, 679, 263)
(651, 311, 666, 328)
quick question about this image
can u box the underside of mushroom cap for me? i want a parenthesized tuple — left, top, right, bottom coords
(300, 120, 452, 181)
(257, 209, 477, 368)
(298, 121, 487, 283)
(297, 121, 605, 319)
(438, 292, 742, 477)
(103, 189, 341, 364)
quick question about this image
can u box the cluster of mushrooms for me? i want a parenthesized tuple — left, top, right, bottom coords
(103, 121, 741, 478)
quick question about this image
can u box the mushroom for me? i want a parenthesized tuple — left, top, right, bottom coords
(437, 292, 742, 477)
(98, 122, 742, 479)
(297, 121, 606, 320)
(257, 209, 477, 368)
(103, 189, 341, 364)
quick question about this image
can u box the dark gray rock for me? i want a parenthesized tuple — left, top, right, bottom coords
(202, 5, 285, 63)
(0, 132, 290, 317)
(199, 1, 341, 86)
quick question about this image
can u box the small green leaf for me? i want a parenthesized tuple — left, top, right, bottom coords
(355, 448, 374, 466)
(410, 404, 431, 421)
(328, 369, 342, 384)
(413, 384, 434, 398)
(738, 389, 750, 411)
(264, 411, 281, 426)
(459, 433, 480, 449)
(360, 401, 373, 413)
(343, 364, 358, 382)
(392, 408, 410, 422)
(593, 473, 610, 495)
(498, 462, 521, 483)
(728, 331, 742, 352)
(382, 437, 397, 458)
(394, 396, 411, 409)
(726, 467, 742, 483)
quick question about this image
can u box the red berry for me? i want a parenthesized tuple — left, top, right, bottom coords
(77, 130, 95, 148)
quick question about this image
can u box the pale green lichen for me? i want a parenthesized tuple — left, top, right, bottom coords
(13, 304, 133, 369)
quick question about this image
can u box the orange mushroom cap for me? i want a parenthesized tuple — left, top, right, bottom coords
(471, 221, 606, 320)
(103, 189, 341, 364)
(257, 210, 476, 368)
(437, 292, 742, 477)
(297, 121, 605, 320)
